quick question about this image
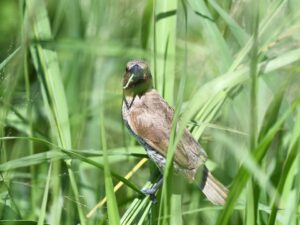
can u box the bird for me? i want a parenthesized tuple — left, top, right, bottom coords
(122, 60, 228, 205)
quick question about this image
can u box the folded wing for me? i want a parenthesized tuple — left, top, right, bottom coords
(127, 90, 207, 171)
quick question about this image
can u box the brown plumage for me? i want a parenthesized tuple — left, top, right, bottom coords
(122, 60, 228, 205)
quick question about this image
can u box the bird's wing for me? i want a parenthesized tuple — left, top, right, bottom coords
(126, 90, 207, 170)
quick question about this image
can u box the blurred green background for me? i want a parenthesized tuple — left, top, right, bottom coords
(0, 0, 300, 225)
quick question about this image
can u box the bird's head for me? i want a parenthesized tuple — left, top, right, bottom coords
(123, 60, 153, 96)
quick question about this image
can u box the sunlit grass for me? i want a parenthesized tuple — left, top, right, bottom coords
(0, 0, 300, 225)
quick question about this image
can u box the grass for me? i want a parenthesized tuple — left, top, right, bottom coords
(0, 0, 300, 224)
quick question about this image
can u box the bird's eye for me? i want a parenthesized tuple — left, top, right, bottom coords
(125, 67, 129, 72)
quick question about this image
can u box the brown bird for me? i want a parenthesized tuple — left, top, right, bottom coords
(122, 60, 228, 205)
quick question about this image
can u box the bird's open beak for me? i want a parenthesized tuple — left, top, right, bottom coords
(123, 73, 135, 89)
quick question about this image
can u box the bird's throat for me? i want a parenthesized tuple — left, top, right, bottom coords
(123, 79, 152, 97)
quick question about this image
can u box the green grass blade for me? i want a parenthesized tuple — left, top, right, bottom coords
(0, 47, 20, 71)
(141, 0, 154, 49)
(228, 0, 289, 72)
(170, 194, 183, 225)
(25, 0, 85, 224)
(267, 111, 300, 225)
(120, 181, 160, 224)
(0, 221, 49, 225)
(122, 197, 149, 225)
(246, 6, 259, 225)
(216, 99, 300, 225)
(154, 0, 177, 104)
(258, 87, 285, 141)
(61, 149, 143, 195)
(137, 202, 152, 225)
(100, 108, 120, 224)
(0, 151, 63, 171)
(179, 46, 300, 143)
(38, 163, 52, 225)
(121, 199, 141, 224)
(208, 0, 249, 46)
(188, 0, 233, 72)
(153, 1, 179, 224)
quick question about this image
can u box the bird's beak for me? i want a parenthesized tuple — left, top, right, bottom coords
(123, 73, 135, 89)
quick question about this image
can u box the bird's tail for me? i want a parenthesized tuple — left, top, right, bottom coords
(199, 166, 228, 205)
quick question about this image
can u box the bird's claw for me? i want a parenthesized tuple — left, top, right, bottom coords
(141, 188, 158, 204)
(149, 194, 157, 204)
(141, 175, 163, 204)
(141, 187, 156, 195)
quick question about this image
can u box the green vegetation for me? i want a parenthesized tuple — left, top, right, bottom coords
(0, 0, 300, 224)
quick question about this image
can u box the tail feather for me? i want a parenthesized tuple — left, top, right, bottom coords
(200, 166, 228, 205)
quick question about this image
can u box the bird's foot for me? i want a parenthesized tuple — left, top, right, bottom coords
(141, 188, 158, 204)
(141, 175, 163, 204)
(141, 187, 157, 195)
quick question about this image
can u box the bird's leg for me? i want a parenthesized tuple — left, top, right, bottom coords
(142, 175, 163, 195)
(142, 175, 163, 203)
